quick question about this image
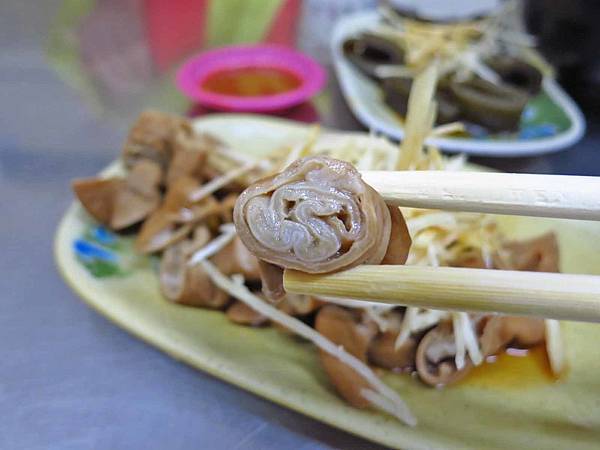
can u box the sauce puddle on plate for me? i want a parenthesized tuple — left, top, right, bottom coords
(461, 345, 559, 389)
(201, 67, 302, 97)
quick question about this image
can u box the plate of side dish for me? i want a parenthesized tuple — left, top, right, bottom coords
(56, 114, 600, 449)
(332, 11, 585, 156)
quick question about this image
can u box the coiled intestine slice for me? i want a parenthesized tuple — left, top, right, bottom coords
(234, 156, 411, 299)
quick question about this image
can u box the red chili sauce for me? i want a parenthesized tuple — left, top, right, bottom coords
(201, 66, 302, 97)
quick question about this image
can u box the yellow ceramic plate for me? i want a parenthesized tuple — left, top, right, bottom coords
(55, 115, 600, 449)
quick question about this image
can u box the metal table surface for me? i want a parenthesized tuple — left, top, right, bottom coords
(2, 2, 599, 449)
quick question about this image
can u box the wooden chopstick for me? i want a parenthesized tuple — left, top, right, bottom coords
(282, 170, 600, 320)
(361, 171, 600, 220)
(284, 266, 600, 323)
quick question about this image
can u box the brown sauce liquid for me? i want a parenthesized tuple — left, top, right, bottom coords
(202, 67, 302, 97)
(460, 345, 559, 389)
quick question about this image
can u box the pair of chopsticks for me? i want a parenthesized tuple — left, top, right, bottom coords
(283, 171, 600, 323)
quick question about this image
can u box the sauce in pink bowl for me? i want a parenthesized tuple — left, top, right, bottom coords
(176, 45, 327, 112)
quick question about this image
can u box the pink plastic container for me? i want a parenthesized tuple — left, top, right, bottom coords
(176, 45, 327, 112)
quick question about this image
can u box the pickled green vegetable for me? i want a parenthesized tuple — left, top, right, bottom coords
(343, 33, 405, 79)
(449, 77, 530, 131)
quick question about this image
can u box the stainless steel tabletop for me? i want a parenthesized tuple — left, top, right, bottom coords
(2, 2, 599, 449)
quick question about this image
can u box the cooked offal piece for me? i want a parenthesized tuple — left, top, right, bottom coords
(72, 159, 162, 230)
(122, 110, 220, 186)
(160, 232, 261, 308)
(111, 160, 162, 229)
(137, 177, 202, 254)
(72, 178, 123, 226)
(315, 305, 378, 408)
(136, 177, 222, 254)
(369, 331, 417, 371)
(160, 227, 229, 308)
(165, 135, 207, 187)
(367, 309, 418, 371)
(122, 110, 192, 171)
(211, 236, 262, 281)
(479, 316, 546, 356)
(495, 232, 559, 273)
(416, 322, 473, 387)
(233, 156, 411, 299)
(226, 301, 269, 326)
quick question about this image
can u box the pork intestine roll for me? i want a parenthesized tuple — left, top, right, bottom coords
(234, 156, 411, 299)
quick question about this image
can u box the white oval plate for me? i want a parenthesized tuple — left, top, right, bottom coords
(331, 11, 586, 156)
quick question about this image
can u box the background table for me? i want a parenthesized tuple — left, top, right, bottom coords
(2, 1, 599, 449)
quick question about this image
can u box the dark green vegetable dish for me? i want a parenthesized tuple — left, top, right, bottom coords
(342, 4, 549, 134)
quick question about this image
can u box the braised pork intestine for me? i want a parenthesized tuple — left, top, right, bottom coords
(234, 156, 411, 296)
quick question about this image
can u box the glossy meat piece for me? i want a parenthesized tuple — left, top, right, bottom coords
(495, 232, 559, 273)
(234, 156, 408, 274)
(315, 305, 378, 408)
(257, 260, 286, 301)
(160, 236, 229, 308)
(381, 205, 412, 265)
(122, 110, 191, 171)
(416, 322, 473, 386)
(479, 316, 546, 356)
(277, 293, 322, 316)
(226, 300, 269, 326)
(136, 177, 220, 254)
(72, 177, 124, 226)
(165, 134, 207, 187)
(211, 236, 261, 281)
(72, 159, 162, 231)
(368, 331, 417, 371)
(111, 160, 162, 229)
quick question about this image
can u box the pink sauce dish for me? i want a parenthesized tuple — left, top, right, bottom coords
(176, 45, 327, 112)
